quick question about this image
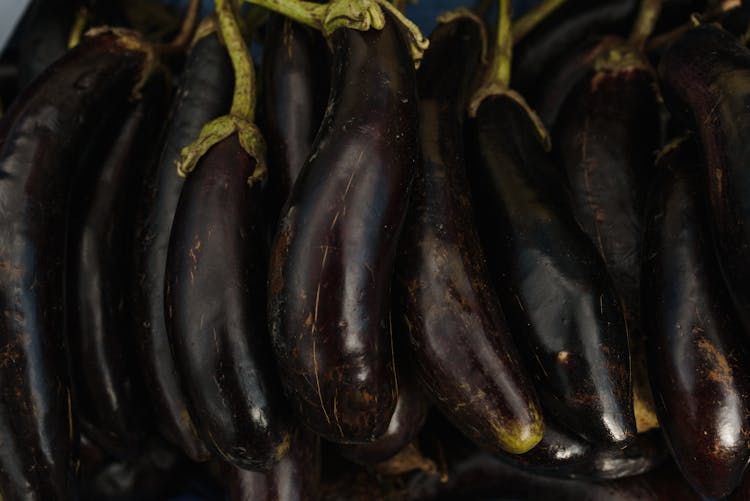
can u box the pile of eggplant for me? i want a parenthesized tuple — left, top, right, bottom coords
(2, 0, 750, 499)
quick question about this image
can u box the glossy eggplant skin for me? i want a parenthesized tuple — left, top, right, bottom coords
(498, 422, 666, 480)
(267, 13, 417, 444)
(467, 93, 635, 447)
(165, 134, 291, 471)
(512, 0, 638, 105)
(406, 453, 699, 501)
(132, 27, 232, 463)
(555, 43, 660, 432)
(394, 18, 543, 454)
(0, 31, 149, 501)
(642, 137, 750, 499)
(225, 427, 320, 501)
(261, 14, 328, 220)
(66, 81, 165, 456)
(339, 365, 428, 465)
(659, 25, 750, 336)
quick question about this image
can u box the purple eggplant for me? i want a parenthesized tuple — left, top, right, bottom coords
(268, 11, 418, 443)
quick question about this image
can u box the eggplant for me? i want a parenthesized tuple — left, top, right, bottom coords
(393, 14, 543, 454)
(554, 38, 660, 432)
(340, 364, 428, 465)
(497, 423, 666, 480)
(406, 452, 699, 501)
(0, 29, 155, 501)
(165, 130, 291, 470)
(511, 0, 638, 105)
(225, 427, 320, 501)
(132, 19, 232, 463)
(642, 136, 750, 499)
(658, 24, 750, 339)
(467, 90, 635, 445)
(66, 78, 167, 456)
(267, 11, 418, 443)
(261, 14, 328, 222)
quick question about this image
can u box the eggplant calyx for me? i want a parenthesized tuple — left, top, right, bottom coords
(436, 8, 489, 64)
(86, 27, 159, 99)
(177, 115, 267, 186)
(469, 88, 551, 152)
(243, 0, 428, 67)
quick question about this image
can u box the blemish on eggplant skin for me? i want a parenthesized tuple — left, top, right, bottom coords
(557, 351, 570, 364)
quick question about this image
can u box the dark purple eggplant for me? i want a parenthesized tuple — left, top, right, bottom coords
(340, 364, 428, 465)
(467, 95, 634, 446)
(554, 36, 660, 432)
(165, 131, 291, 470)
(66, 79, 167, 456)
(659, 24, 750, 339)
(261, 14, 328, 222)
(512, 0, 638, 104)
(497, 423, 666, 480)
(642, 136, 750, 499)
(267, 11, 418, 444)
(393, 14, 543, 454)
(132, 19, 232, 463)
(225, 427, 320, 501)
(0, 29, 155, 501)
(405, 452, 699, 501)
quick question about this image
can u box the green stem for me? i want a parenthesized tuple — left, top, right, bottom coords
(468, 0, 512, 115)
(217, 0, 255, 121)
(511, 0, 567, 44)
(242, 0, 428, 64)
(243, 0, 326, 30)
(629, 0, 661, 50)
(177, 0, 268, 178)
(492, 0, 513, 88)
(67, 7, 88, 48)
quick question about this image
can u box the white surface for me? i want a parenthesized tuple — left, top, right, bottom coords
(0, 0, 31, 54)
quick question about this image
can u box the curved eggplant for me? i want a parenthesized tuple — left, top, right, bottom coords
(340, 364, 428, 465)
(467, 92, 635, 446)
(659, 24, 750, 338)
(165, 131, 292, 470)
(406, 452, 699, 501)
(225, 427, 320, 501)
(132, 21, 232, 463)
(267, 12, 418, 443)
(66, 79, 167, 456)
(261, 14, 328, 221)
(0, 30, 154, 501)
(642, 136, 750, 499)
(554, 39, 660, 432)
(394, 15, 543, 454)
(512, 0, 638, 104)
(498, 423, 666, 480)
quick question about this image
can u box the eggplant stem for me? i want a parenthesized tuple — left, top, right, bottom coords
(67, 7, 88, 49)
(468, 0, 512, 114)
(628, 0, 661, 50)
(242, 0, 428, 66)
(177, 0, 267, 181)
(511, 0, 567, 44)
